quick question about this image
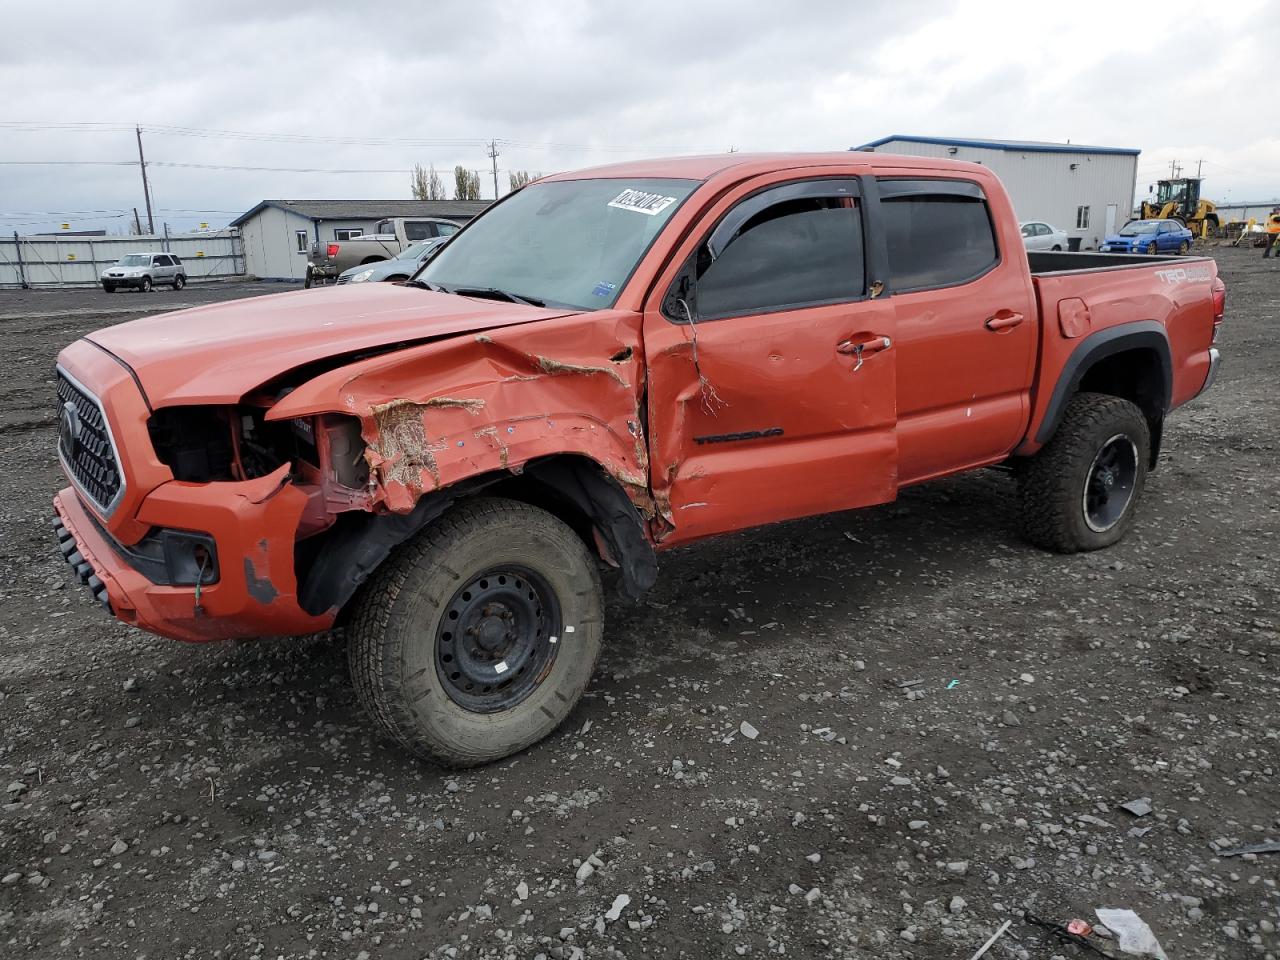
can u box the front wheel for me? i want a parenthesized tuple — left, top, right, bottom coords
(140, 276, 153, 293)
(1147, 241, 1158, 255)
(1017, 392, 1151, 553)
(348, 497, 604, 767)
(102, 283, 116, 293)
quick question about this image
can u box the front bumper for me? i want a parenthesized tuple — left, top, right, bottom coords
(52, 474, 334, 643)
(102, 275, 147, 287)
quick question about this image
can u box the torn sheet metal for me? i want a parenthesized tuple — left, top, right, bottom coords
(267, 310, 650, 516)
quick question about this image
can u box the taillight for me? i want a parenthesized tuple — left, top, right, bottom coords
(1211, 276, 1226, 342)
(326, 243, 340, 258)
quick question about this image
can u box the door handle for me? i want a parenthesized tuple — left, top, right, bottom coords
(836, 335, 892, 371)
(985, 312, 1025, 332)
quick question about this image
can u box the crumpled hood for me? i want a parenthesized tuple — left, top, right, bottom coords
(86, 283, 575, 405)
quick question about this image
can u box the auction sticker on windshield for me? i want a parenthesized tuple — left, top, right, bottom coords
(608, 188, 678, 216)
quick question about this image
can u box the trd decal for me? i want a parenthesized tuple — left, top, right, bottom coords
(693, 427, 784, 445)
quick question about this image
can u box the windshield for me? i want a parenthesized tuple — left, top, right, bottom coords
(1156, 181, 1188, 204)
(397, 240, 439, 260)
(1118, 221, 1158, 236)
(118, 254, 149, 266)
(417, 177, 698, 309)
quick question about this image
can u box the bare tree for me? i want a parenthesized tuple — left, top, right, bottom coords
(453, 165, 482, 200)
(411, 163, 448, 200)
(507, 169, 539, 192)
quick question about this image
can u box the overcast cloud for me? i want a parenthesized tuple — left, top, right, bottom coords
(2, 0, 1276, 234)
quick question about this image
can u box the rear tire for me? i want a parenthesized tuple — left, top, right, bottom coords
(1178, 241, 1189, 255)
(173, 274, 186, 290)
(348, 497, 604, 767)
(1017, 392, 1150, 553)
(304, 266, 314, 289)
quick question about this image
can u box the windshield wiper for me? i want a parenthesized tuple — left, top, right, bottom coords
(449, 286, 545, 307)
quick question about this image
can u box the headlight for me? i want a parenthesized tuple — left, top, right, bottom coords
(350, 270, 375, 283)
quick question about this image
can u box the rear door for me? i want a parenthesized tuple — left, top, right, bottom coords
(644, 170, 898, 543)
(876, 176, 1037, 483)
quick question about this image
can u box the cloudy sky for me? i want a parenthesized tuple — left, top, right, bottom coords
(2, 0, 1276, 235)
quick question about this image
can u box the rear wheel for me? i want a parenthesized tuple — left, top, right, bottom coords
(173, 274, 186, 290)
(1051, 245, 1062, 251)
(1178, 240, 1189, 255)
(304, 266, 314, 289)
(1017, 392, 1150, 553)
(349, 497, 604, 767)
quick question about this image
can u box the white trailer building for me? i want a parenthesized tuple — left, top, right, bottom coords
(229, 199, 490, 281)
(854, 136, 1140, 250)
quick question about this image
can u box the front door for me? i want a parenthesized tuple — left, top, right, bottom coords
(644, 172, 898, 544)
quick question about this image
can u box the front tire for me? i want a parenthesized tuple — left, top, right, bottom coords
(349, 497, 604, 767)
(1017, 392, 1150, 553)
(102, 282, 116, 293)
(1147, 241, 1158, 255)
(140, 276, 153, 293)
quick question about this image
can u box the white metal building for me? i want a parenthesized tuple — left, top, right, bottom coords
(1213, 199, 1280, 225)
(229, 199, 490, 281)
(854, 136, 1140, 250)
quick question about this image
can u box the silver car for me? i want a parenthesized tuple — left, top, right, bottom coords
(101, 252, 186, 293)
(335, 238, 447, 285)
(1019, 221, 1069, 251)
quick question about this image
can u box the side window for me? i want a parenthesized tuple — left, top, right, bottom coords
(296, 230, 309, 253)
(690, 191, 865, 319)
(171, 255, 182, 265)
(879, 186, 998, 292)
(334, 228, 363, 241)
(1037, 223, 1052, 236)
(1021, 223, 1035, 238)
(404, 221, 434, 241)
(436, 222, 460, 236)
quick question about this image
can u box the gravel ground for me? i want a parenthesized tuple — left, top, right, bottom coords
(1, 250, 1276, 959)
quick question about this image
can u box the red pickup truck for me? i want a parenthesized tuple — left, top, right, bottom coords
(53, 153, 1224, 766)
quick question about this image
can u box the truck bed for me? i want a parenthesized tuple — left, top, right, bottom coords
(1026, 249, 1202, 275)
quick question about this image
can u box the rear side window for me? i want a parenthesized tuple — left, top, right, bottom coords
(404, 221, 434, 241)
(693, 195, 865, 319)
(878, 183, 998, 292)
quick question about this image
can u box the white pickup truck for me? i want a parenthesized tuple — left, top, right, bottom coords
(305, 217, 463, 287)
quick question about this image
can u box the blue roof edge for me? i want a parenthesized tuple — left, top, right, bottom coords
(851, 135, 1141, 157)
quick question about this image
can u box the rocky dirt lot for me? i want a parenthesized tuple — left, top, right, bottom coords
(1, 253, 1276, 960)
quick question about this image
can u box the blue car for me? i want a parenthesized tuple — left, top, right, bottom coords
(1100, 219, 1194, 255)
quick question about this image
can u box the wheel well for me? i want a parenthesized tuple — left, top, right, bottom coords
(297, 454, 656, 618)
(359, 256, 387, 265)
(1076, 347, 1166, 467)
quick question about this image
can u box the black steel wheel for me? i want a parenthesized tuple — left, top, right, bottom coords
(1017, 392, 1151, 552)
(436, 566, 561, 713)
(349, 497, 603, 767)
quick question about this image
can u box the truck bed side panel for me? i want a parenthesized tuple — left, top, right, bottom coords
(1023, 256, 1217, 452)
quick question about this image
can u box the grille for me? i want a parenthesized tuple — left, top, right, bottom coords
(56, 371, 124, 513)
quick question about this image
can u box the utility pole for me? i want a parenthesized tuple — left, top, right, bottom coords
(1195, 158, 1204, 178)
(135, 125, 155, 234)
(487, 140, 499, 199)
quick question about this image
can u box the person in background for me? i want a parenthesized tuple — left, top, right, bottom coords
(1264, 208, 1280, 260)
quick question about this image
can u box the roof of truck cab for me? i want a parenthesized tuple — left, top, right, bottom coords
(540, 152, 989, 183)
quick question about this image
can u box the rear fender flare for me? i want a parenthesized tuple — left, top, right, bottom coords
(1034, 320, 1172, 446)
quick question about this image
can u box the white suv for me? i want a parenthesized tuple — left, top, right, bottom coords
(101, 253, 186, 293)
